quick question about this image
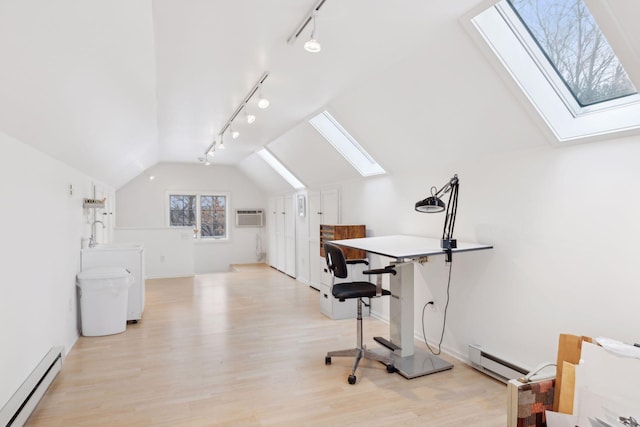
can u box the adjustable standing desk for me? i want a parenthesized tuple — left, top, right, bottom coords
(331, 235, 492, 379)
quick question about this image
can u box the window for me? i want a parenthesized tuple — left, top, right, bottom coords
(168, 192, 228, 240)
(257, 148, 306, 190)
(505, 0, 637, 110)
(469, 0, 640, 142)
(309, 110, 386, 177)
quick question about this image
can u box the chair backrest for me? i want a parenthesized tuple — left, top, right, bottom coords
(324, 243, 349, 279)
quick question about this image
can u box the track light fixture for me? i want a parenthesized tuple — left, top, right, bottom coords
(257, 84, 270, 109)
(201, 72, 269, 161)
(245, 105, 256, 124)
(304, 12, 321, 53)
(230, 123, 240, 139)
(287, 0, 326, 52)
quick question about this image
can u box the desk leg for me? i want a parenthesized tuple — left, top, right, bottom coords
(378, 261, 453, 379)
(389, 261, 414, 357)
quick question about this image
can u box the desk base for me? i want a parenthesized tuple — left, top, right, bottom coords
(371, 348, 453, 379)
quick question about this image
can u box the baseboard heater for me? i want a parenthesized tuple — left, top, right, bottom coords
(0, 347, 64, 427)
(468, 344, 528, 384)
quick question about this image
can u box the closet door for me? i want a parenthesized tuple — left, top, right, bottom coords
(308, 192, 322, 286)
(275, 196, 286, 272)
(283, 194, 296, 277)
(267, 197, 277, 268)
(308, 189, 340, 288)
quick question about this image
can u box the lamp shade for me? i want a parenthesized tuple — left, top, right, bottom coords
(415, 196, 445, 213)
(304, 39, 321, 53)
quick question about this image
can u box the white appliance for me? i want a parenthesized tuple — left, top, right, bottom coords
(80, 244, 145, 322)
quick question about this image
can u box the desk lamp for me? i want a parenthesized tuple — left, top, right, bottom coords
(415, 174, 459, 261)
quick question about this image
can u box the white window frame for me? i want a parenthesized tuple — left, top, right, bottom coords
(309, 110, 386, 177)
(497, 1, 638, 116)
(166, 190, 230, 241)
(465, 0, 640, 143)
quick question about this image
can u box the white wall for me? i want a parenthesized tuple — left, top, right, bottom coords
(0, 131, 110, 409)
(115, 163, 268, 275)
(262, 13, 640, 370)
(336, 136, 640, 369)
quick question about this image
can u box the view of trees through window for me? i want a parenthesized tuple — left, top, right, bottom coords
(508, 0, 637, 106)
(200, 195, 226, 238)
(169, 193, 227, 239)
(169, 195, 196, 227)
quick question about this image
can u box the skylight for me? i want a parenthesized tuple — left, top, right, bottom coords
(507, 0, 637, 109)
(257, 148, 306, 190)
(469, 0, 640, 142)
(309, 111, 386, 177)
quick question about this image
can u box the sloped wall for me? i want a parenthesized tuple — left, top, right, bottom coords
(0, 131, 107, 409)
(338, 137, 640, 367)
(270, 15, 640, 368)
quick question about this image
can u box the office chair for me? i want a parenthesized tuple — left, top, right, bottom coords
(323, 242, 397, 385)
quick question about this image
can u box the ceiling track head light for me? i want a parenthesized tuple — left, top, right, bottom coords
(257, 84, 270, 109)
(244, 105, 256, 124)
(201, 72, 268, 159)
(230, 123, 240, 139)
(304, 11, 321, 53)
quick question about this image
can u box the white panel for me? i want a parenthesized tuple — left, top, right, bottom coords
(284, 194, 296, 277)
(275, 196, 286, 272)
(267, 197, 277, 268)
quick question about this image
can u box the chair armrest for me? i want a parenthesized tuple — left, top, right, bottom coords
(362, 265, 396, 296)
(346, 259, 369, 266)
(362, 266, 396, 276)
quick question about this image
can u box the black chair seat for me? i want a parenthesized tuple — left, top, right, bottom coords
(332, 282, 391, 300)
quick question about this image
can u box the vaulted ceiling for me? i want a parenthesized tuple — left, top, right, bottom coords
(1, 0, 639, 190)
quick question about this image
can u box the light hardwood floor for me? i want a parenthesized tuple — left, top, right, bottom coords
(27, 264, 506, 426)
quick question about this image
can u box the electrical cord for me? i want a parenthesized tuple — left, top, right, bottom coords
(422, 259, 453, 355)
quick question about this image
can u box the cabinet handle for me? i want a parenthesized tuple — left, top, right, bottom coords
(317, 212, 322, 215)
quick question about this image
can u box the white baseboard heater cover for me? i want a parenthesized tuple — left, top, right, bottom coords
(468, 344, 528, 384)
(0, 346, 64, 427)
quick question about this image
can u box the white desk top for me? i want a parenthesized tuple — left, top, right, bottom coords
(330, 235, 492, 260)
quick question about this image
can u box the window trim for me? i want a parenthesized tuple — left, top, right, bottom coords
(309, 110, 386, 177)
(465, 0, 640, 143)
(498, 1, 638, 115)
(166, 190, 230, 241)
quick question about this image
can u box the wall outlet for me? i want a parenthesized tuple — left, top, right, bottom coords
(427, 300, 436, 311)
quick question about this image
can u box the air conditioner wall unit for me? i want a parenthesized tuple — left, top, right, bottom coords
(235, 209, 265, 227)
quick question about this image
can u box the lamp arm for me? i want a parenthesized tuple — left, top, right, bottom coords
(441, 181, 458, 242)
(445, 184, 458, 240)
(432, 174, 459, 198)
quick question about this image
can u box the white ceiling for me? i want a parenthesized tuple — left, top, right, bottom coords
(1, 0, 639, 190)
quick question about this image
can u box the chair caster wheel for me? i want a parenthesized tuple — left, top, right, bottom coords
(386, 364, 396, 373)
(348, 374, 356, 385)
(325, 356, 331, 365)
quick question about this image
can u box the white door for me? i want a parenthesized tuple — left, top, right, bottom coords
(283, 194, 296, 277)
(267, 197, 277, 268)
(275, 196, 286, 272)
(308, 189, 340, 287)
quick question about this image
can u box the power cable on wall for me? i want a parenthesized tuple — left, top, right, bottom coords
(422, 260, 453, 355)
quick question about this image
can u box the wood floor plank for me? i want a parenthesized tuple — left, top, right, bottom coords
(26, 264, 506, 426)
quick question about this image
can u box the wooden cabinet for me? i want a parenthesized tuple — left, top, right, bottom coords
(319, 224, 366, 259)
